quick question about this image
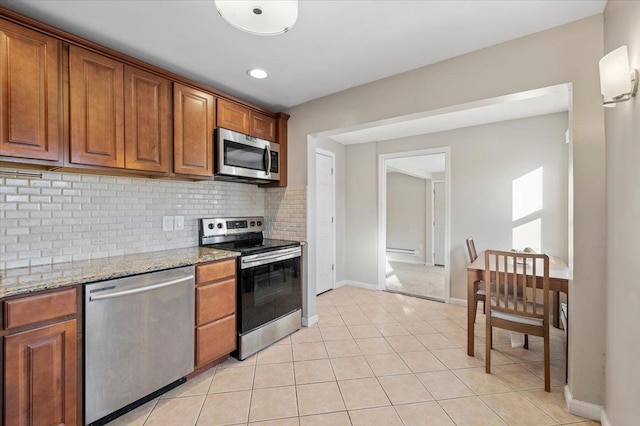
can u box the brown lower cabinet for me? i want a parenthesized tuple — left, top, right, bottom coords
(195, 259, 237, 369)
(2, 287, 80, 426)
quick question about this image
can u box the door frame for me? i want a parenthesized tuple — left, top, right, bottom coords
(432, 179, 445, 266)
(315, 148, 337, 295)
(378, 147, 451, 303)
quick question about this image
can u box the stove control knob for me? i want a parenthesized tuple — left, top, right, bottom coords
(208, 223, 214, 229)
(217, 223, 223, 229)
(257, 221, 262, 226)
(250, 221, 256, 227)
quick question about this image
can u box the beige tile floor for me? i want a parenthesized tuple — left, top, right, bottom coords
(110, 285, 599, 426)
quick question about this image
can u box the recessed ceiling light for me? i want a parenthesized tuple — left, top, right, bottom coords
(248, 68, 269, 79)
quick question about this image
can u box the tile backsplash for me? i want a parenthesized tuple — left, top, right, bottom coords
(0, 171, 264, 269)
(264, 185, 307, 242)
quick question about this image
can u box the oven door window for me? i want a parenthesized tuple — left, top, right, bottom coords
(239, 257, 301, 334)
(224, 140, 266, 172)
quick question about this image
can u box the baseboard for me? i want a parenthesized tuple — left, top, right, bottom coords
(387, 258, 427, 265)
(302, 315, 318, 327)
(449, 297, 468, 307)
(600, 409, 611, 426)
(564, 385, 603, 421)
(336, 280, 378, 291)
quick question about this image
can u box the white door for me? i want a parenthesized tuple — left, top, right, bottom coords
(433, 181, 446, 266)
(316, 151, 335, 295)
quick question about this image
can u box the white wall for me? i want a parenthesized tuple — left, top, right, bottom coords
(603, 1, 640, 424)
(386, 172, 427, 263)
(288, 15, 605, 406)
(344, 143, 378, 284)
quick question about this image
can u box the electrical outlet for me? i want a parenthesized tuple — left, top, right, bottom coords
(162, 216, 174, 232)
(174, 216, 184, 231)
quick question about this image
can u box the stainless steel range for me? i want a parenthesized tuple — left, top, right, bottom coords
(199, 216, 301, 360)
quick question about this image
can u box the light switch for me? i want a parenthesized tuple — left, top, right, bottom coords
(175, 216, 184, 231)
(162, 216, 174, 232)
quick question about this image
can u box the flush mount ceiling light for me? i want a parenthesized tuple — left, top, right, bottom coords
(248, 68, 268, 79)
(215, 0, 298, 36)
(599, 45, 638, 107)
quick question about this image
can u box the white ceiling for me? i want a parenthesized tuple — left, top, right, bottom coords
(388, 154, 446, 177)
(1, 0, 605, 111)
(324, 83, 571, 145)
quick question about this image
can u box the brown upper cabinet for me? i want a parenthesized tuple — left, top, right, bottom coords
(0, 20, 62, 162)
(124, 66, 171, 173)
(173, 83, 215, 177)
(0, 12, 288, 184)
(217, 99, 276, 142)
(69, 45, 125, 168)
(250, 112, 276, 142)
(217, 98, 249, 134)
(70, 46, 171, 173)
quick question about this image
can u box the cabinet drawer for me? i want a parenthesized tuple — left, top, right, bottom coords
(195, 314, 236, 366)
(4, 288, 77, 330)
(197, 259, 236, 284)
(196, 278, 236, 326)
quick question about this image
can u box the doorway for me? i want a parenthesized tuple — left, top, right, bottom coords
(380, 150, 449, 301)
(433, 180, 445, 266)
(315, 148, 336, 295)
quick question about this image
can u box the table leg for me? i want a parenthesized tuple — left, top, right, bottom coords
(467, 270, 477, 356)
(553, 291, 560, 328)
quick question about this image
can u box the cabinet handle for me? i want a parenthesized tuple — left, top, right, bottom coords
(89, 275, 194, 301)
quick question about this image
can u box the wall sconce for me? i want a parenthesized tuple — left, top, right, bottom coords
(599, 46, 638, 107)
(215, 0, 298, 36)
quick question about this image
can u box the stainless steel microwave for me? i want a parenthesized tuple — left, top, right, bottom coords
(215, 128, 280, 184)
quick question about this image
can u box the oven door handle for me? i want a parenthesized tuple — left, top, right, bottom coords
(241, 247, 301, 269)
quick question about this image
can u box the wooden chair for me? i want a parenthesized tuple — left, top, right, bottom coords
(466, 237, 486, 323)
(484, 249, 551, 391)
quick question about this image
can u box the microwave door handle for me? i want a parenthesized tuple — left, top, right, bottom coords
(264, 146, 272, 173)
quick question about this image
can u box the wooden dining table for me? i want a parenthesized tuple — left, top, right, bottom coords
(466, 250, 569, 356)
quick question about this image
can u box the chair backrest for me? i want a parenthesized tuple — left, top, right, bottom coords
(484, 250, 550, 321)
(466, 237, 478, 262)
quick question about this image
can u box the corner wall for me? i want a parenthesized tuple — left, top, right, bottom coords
(603, 1, 640, 424)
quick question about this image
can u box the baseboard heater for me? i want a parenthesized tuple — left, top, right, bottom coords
(386, 247, 416, 256)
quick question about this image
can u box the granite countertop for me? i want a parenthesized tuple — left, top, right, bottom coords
(0, 247, 239, 298)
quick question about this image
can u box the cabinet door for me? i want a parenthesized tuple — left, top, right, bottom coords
(173, 83, 214, 177)
(250, 112, 276, 142)
(195, 315, 236, 367)
(217, 98, 249, 134)
(0, 20, 61, 161)
(124, 66, 170, 172)
(4, 319, 77, 426)
(69, 45, 124, 168)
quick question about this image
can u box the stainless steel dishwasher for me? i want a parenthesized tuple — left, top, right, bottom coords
(84, 266, 195, 425)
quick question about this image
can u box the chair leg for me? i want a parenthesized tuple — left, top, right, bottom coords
(482, 300, 486, 314)
(486, 323, 492, 374)
(544, 332, 551, 392)
(524, 334, 529, 349)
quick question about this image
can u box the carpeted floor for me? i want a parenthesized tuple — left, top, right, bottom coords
(385, 260, 445, 300)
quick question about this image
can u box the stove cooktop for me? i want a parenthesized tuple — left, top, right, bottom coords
(203, 238, 300, 256)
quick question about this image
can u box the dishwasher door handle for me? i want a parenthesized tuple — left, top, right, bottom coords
(89, 275, 194, 301)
